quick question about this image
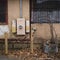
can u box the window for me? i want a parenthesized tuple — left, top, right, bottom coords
(31, 0, 60, 23)
(0, 0, 8, 24)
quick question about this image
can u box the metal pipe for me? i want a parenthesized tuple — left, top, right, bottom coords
(20, 0, 23, 18)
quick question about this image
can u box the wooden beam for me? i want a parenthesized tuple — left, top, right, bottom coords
(4, 32, 8, 54)
(31, 30, 34, 53)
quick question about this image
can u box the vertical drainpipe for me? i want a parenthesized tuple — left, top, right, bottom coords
(20, 0, 23, 18)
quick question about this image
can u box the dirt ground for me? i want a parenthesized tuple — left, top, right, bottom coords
(0, 50, 60, 60)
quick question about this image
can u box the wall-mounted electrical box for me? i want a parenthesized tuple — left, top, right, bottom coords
(26, 20, 30, 33)
(12, 20, 16, 33)
(17, 18, 25, 35)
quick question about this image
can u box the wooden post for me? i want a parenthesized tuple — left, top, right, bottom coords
(4, 32, 8, 54)
(31, 30, 34, 53)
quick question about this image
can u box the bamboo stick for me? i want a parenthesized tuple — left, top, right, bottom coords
(31, 30, 34, 53)
(4, 32, 8, 54)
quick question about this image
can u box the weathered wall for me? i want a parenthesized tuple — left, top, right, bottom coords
(8, 0, 30, 37)
(31, 24, 60, 40)
(0, 0, 30, 38)
(0, 0, 60, 40)
(23, 0, 30, 20)
(31, 23, 60, 49)
(8, 0, 20, 37)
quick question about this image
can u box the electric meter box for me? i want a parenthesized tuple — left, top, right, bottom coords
(17, 18, 25, 35)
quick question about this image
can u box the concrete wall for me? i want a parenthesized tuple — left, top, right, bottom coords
(0, 0, 30, 38)
(8, 0, 30, 38)
(0, 0, 60, 40)
(31, 24, 60, 40)
(8, 0, 20, 37)
(23, 0, 30, 20)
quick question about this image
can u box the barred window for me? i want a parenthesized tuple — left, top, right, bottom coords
(31, 0, 60, 23)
